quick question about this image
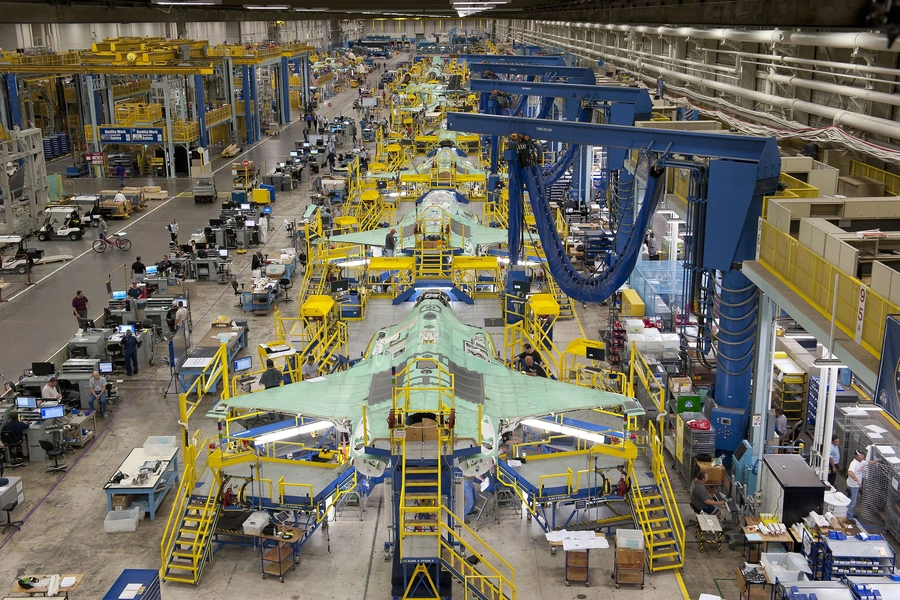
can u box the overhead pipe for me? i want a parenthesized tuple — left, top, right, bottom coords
(767, 72, 900, 108)
(524, 29, 900, 142)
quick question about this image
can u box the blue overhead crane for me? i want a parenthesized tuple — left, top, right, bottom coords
(458, 53, 567, 66)
(447, 112, 781, 460)
(467, 63, 596, 85)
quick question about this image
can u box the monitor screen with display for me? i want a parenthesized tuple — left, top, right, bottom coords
(240, 203, 251, 210)
(145, 265, 158, 275)
(31, 362, 55, 376)
(329, 279, 350, 293)
(112, 290, 127, 300)
(290, 151, 298, 157)
(511, 279, 531, 295)
(174, 297, 188, 309)
(117, 325, 136, 335)
(233, 356, 252, 372)
(180, 244, 194, 254)
(16, 397, 37, 409)
(40, 404, 65, 420)
(195, 243, 208, 250)
(78, 318, 95, 330)
(99, 361, 113, 374)
(302, 142, 310, 148)
(585, 346, 605, 361)
(209, 219, 224, 227)
(218, 248, 228, 258)
(245, 220, 256, 227)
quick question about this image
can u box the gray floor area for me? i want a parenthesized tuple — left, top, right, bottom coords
(0, 57, 736, 599)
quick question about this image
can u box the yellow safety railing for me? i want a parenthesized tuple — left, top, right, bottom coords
(205, 105, 232, 127)
(112, 79, 152, 99)
(851, 160, 900, 196)
(178, 342, 230, 445)
(439, 507, 517, 599)
(628, 342, 666, 413)
(1, 51, 80, 66)
(758, 218, 895, 359)
(646, 420, 685, 571)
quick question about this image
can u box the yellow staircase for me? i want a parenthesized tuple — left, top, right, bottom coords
(160, 438, 221, 584)
(629, 421, 685, 572)
(543, 271, 574, 320)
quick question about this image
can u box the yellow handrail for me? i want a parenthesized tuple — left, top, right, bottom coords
(629, 342, 666, 413)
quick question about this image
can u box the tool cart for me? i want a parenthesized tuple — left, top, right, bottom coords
(614, 529, 645, 589)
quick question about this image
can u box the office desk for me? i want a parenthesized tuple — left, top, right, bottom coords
(107, 330, 153, 368)
(744, 517, 795, 561)
(178, 325, 247, 391)
(103, 447, 179, 521)
(242, 287, 278, 315)
(9, 573, 83, 598)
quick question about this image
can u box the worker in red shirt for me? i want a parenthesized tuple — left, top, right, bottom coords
(72, 290, 89, 322)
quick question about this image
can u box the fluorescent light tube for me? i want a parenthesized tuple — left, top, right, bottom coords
(253, 421, 333, 445)
(521, 418, 608, 445)
(245, 4, 289, 8)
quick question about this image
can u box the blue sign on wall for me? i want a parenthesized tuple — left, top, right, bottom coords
(98, 127, 164, 144)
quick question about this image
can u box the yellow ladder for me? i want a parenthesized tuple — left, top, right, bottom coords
(543, 271, 574, 320)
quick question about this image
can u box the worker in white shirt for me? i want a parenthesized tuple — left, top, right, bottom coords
(41, 377, 62, 401)
(846, 449, 868, 521)
(301, 355, 319, 380)
(114, 191, 127, 204)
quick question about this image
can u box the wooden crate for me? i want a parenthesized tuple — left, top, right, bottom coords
(615, 548, 644, 568)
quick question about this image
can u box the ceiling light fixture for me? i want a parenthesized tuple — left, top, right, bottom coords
(520, 418, 609, 445)
(253, 421, 333, 445)
(152, 0, 222, 5)
(245, 4, 290, 8)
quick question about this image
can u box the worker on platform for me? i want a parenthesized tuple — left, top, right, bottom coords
(517, 343, 543, 368)
(384, 228, 397, 257)
(301, 355, 319, 380)
(521, 355, 547, 378)
(846, 449, 868, 521)
(122, 329, 139, 377)
(690, 470, 725, 517)
(259, 359, 283, 389)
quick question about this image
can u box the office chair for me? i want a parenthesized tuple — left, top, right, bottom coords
(279, 278, 294, 302)
(38, 440, 67, 473)
(224, 228, 237, 249)
(0, 432, 25, 468)
(230, 278, 245, 307)
(204, 227, 215, 244)
(1, 498, 23, 533)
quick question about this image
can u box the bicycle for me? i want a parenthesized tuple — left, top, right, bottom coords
(92, 232, 132, 253)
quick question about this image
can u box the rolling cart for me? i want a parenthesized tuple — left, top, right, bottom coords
(614, 529, 645, 589)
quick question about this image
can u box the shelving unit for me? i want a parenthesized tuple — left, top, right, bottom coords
(565, 547, 590, 587)
(773, 355, 806, 423)
(261, 540, 295, 582)
(807, 376, 860, 433)
(66, 412, 97, 447)
(821, 538, 896, 580)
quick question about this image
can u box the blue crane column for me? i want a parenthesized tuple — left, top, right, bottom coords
(241, 64, 253, 144)
(5, 74, 20, 129)
(194, 74, 207, 149)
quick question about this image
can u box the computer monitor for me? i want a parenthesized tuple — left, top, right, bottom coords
(240, 203, 251, 211)
(233, 356, 252, 372)
(585, 346, 605, 361)
(99, 361, 114, 374)
(40, 404, 65, 420)
(78, 318, 95, 330)
(31, 362, 55, 376)
(145, 265, 158, 275)
(290, 151, 298, 157)
(302, 142, 310, 148)
(117, 325, 136, 335)
(195, 242, 208, 250)
(511, 279, 531, 295)
(16, 397, 37, 409)
(245, 220, 256, 227)
(181, 244, 195, 254)
(329, 279, 350, 293)
(174, 297, 188, 309)
(111, 290, 127, 300)
(209, 219, 224, 227)
(218, 248, 228, 258)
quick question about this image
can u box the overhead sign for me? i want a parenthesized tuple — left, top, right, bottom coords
(98, 127, 164, 144)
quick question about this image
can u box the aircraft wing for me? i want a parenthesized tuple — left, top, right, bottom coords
(327, 228, 392, 247)
(467, 222, 509, 246)
(481, 366, 643, 422)
(215, 366, 373, 423)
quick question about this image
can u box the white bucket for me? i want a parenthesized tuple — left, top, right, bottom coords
(824, 490, 851, 517)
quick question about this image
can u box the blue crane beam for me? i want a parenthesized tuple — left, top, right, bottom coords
(467, 63, 596, 85)
(458, 54, 566, 65)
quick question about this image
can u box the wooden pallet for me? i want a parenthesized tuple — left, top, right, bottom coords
(144, 192, 169, 201)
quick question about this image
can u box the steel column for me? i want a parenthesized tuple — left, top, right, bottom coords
(750, 293, 776, 466)
(194, 74, 207, 149)
(280, 56, 291, 125)
(242, 64, 252, 144)
(5, 74, 20, 129)
(250, 65, 259, 143)
(162, 76, 176, 179)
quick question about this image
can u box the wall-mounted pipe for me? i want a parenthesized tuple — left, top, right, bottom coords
(767, 72, 900, 108)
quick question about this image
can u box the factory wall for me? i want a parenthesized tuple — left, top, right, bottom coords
(360, 19, 489, 39)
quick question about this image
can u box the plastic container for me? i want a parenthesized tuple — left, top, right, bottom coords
(104, 508, 141, 533)
(616, 528, 645, 550)
(143, 436, 177, 457)
(824, 491, 851, 517)
(760, 552, 811, 582)
(242, 511, 270, 536)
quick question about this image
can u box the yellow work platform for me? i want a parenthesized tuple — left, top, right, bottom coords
(451, 256, 500, 270)
(301, 295, 336, 318)
(368, 256, 416, 271)
(527, 293, 560, 317)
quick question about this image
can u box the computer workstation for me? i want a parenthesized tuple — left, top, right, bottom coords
(4, 394, 96, 464)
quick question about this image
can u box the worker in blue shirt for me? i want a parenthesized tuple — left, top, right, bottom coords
(122, 329, 139, 376)
(829, 435, 840, 486)
(1, 412, 30, 464)
(127, 282, 142, 300)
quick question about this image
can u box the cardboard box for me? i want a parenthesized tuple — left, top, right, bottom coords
(696, 460, 725, 485)
(837, 176, 885, 198)
(669, 376, 693, 394)
(111, 494, 133, 511)
(406, 418, 439, 442)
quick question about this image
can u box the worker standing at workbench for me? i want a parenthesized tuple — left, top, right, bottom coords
(122, 329, 139, 377)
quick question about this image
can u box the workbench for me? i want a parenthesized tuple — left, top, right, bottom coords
(9, 573, 82, 598)
(103, 447, 179, 521)
(178, 324, 248, 391)
(242, 286, 278, 315)
(744, 516, 795, 561)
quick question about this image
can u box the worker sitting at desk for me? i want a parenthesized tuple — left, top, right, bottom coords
(122, 329, 139, 377)
(42, 377, 62, 401)
(301, 355, 319, 380)
(158, 255, 173, 275)
(1, 412, 29, 463)
(127, 282, 143, 300)
(690, 470, 726, 517)
(259, 359, 283, 389)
